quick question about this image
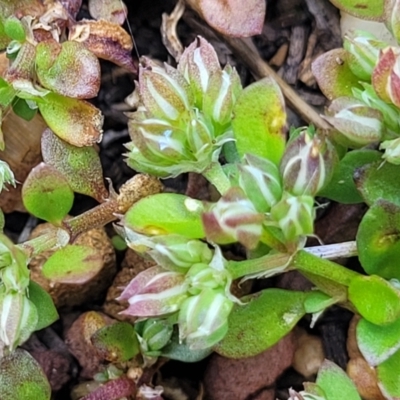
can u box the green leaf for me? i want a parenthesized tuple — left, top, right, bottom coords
(28, 281, 58, 331)
(357, 316, 400, 366)
(232, 77, 286, 166)
(4, 16, 26, 42)
(0, 77, 16, 107)
(160, 329, 213, 362)
(12, 98, 37, 121)
(91, 322, 140, 362)
(329, 0, 385, 21)
(124, 193, 205, 238)
(22, 162, 74, 224)
(316, 359, 361, 400)
(355, 161, 400, 207)
(318, 149, 382, 203)
(37, 92, 103, 147)
(214, 289, 305, 358)
(0, 18, 11, 51)
(41, 129, 108, 202)
(42, 245, 103, 284)
(312, 49, 364, 101)
(0, 349, 51, 400)
(348, 275, 400, 325)
(377, 348, 400, 398)
(304, 291, 337, 314)
(357, 200, 400, 279)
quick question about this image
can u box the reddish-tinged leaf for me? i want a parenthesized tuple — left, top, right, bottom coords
(372, 48, 397, 103)
(22, 163, 73, 224)
(69, 20, 137, 74)
(88, 0, 127, 25)
(36, 40, 100, 99)
(195, 0, 266, 37)
(38, 92, 103, 147)
(0, 349, 51, 400)
(312, 49, 363, 100)
(42, 245, 104, 284)
(329, 0, 385, 21)
(41, 129, 108, 202)
(59, 0, 82, 18)
(81, 376, 136, 400)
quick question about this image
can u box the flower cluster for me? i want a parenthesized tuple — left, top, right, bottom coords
(118, 229, 236, 350)
(125, 37, 242, 178)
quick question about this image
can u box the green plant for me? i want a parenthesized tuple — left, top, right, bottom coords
(4, 0, 400, 399)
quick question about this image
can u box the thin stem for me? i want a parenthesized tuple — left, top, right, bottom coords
(17, 228, 70, 258)
(227, 241, 360, 284)
(202, 162, 232, 195)
(292, 249, 360, 287)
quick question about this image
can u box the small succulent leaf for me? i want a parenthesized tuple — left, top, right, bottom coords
(38, 92, 103, 147)
(88, 0, 127, 25)
(316, 359, 361, 400)
(389, 0, 400, 43)
(139, 318, 174, 352)
(0, 78, 16, 107)
(91, 322, 140, 362)
(214, 289, 305, 358)
(357, 316, 400, 366)
(79, 376, 136, 400)
(380, 137, 400, 164)
(69, 20, 136, 73)
(196, 0, 266, 37)
(356, 200, 400, 280)
(329, 0, 385, 20)
(312, 49, 363, 100)
(0, 19, 11, 51)
(35, 39, 100, 99)
(304, 291, 337, 314)
(355, 161, 400, 206)
(124, 193, 205, 238)
(318, 149, 382, 204)
(377, 348, 400, 398)
(348, 274, 400, 325)
(4, 16, 25, 42)
(28, 281, 58, 331)
(22, 162, 74, 224)
(371, 47, 397, 104)
(41, 245, 104, 284)
(12, 98, 37, 121)
(232, 77, 286, 166)
(0, 349, 51, 400)
(160, 329, 213, 362)
(41, 129, 108, 202)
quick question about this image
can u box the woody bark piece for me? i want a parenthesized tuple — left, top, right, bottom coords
(280, 25, 308, 85)
(0, 53, 46, 212)
(29, 223, 116, 309)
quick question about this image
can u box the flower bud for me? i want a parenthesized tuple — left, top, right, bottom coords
(202, 187, 265, 249)
(139, 59, 193, 122)
(0, 160, 16, 192)
(380, 137, 400, 164)
(202, 65, 242, 128)
(280, 129, 338, 196)
(353, 83, 400, 133)
(344, 30, 387, 81)
(178, 288, 233, 349)
(178, 36, 220, 108)
(270, 192, 315, 241)
(324, 97, 383, 148)
(372, 47, 400, 107)
(140, 318, 174, 353)
(0, 289, 38, 351)
(118, 266, 188, 317)
(238, 153, 282, 212)
(121, 229, 213, 273)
